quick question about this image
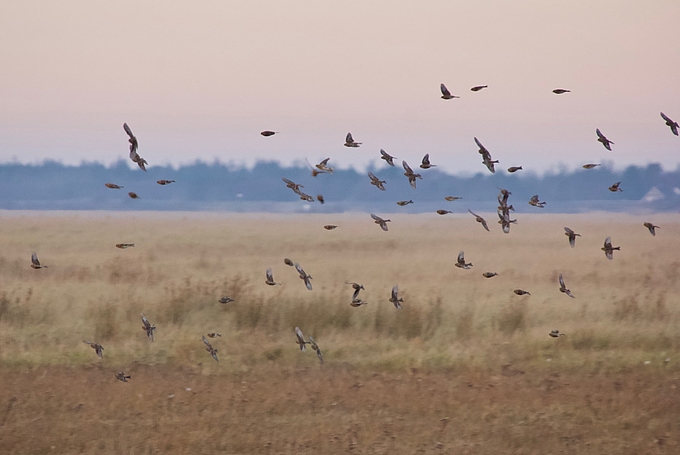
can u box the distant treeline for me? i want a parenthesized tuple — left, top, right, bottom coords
(0, 160, 678, 212)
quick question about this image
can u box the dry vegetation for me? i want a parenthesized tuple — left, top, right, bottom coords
(0, 211, 679, 453)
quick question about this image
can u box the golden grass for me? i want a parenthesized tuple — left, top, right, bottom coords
(1, 211, 679, 453)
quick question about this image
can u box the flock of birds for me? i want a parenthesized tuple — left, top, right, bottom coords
(26, 84, 677, 381)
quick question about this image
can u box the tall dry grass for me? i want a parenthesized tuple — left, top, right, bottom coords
(0, 211, 679, 373)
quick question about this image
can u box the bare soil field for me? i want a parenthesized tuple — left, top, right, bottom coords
(0, 211, 679, 453)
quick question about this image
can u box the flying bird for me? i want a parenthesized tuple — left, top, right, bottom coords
(141, 313, 156, 342)
(317, 195, 325, 204)
(157, 180, 175, 185)
(397, 200, 413, 206)
(105, 183, 123, 189)
(468, 209, 490, 232)
(513, 289, 531, 296)
(552, 89, 571, 94)
(309, 336, 323, 364)
(295, 327, 309, 352)
(219, 296, 234, 304)
(474, 137, 498, 173)
(402, 161, 422, 189)
(128, 192, 140, 199)
(30, 252, 47, 269)
(206, 333, 222, 338)
(295, 263, 313, 290)
(380, 149, 397, 166)
(549, 330, 566, 338)
(346, 282, 365, 301)
(471, 85, 488, 92)
(420, 154, 436, 169)
(608, 182, 622, 192)
(558, 274, 575, 298)
(528, 195, 546, 208)
(371, 214, 391, 232)
(582, 163, 600, 169)
(643, 222, 659, 236)
(115, 243, 135, 249)
(389, 285, 403, 309)
(265, 267, 281, 286)
(83, 341, 103, 359)
(323, 225, 338, 230)
(344, 132, 361, 147)
(260, 130, 278, 136)
(440, 83, 459, 99)
(284, 258, 294, 267)
(368, 172, 387, 191)
(497, 210, 516, 234)
(115, 372, 131, 382)
(282, 177, 304, 194)
(455, 251, 472, 269)
(444, 196, 462, 201)
(124, 123, 148, 171)
(564, 227, 581, 248)
(507, 166, 523, 173)
(596, 129, 614, 151)
(202, 336, 219, 361)
(601, 236, 620, 260)
(315, 158, 334, 173)
(482, 272, 498, 278)
(660, 112, 679, 136)
(436, 209, 452, 215)
(350, 298, 368, 307)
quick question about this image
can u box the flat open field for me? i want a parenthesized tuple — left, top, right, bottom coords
(1, 211, 679, 454)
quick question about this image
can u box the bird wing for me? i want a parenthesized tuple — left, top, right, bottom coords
(31, 252, 40, 266)
(294, 263, 305, 276)
(559, 274, 565, 289)
(468, 209, 479, 218)
(564, 227, 574, 235)
(391, 285, 399, 300)
(141, 313, 150, 329)
(474, 137, 489, 155)
(319, 158, 330, 166)
(457, 251, 464, 264)
(380, 221, 389, 231)
(440, 83, 451, 96)
(370, 213, 383, 222)
(481, 219, 489, 231)
(661, 112, 671, 123)
(202, 336, 212, 348)
(266, 267, 274, 282)
(368, 172, 378, 182)
(346, 132, 353, 143)
(123, 123, 134, 139)
(596, 128, 604, 140)
(402, 161, 413, 174)
(422, 154, 430, 165)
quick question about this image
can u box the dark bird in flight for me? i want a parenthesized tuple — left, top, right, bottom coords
(420, 154, 436, 169)
(440, 83, 459, 99)
(389, 285, 403, 309)
(157, 180, 175, 185)
(596, 129, 614, 151)
(608, 182, 622, 192)
(564, 227, 581, 248)
(282, 177, 304, 194)
(83, 341, 103, 359)
(295, 263, 313, 290)
(397, 200, 413, 206)
(468, 209, 490, 232)
(371, 214, 391, 232)
(643, 222, 659, 236)
(601, 236, 620, 260)
(402, 161, 422, 189)
(368, 172, 387, 191)
(260, 130, 278, 136)
(31, 252, 47, 269)
(128, 192, 140, 199)
(558, 274, 575, 298)
(474, 137, 498, 173)
(295, 327, 309, 352)
(436, 209, 452, 215)
(513, 289, 531, 296)
(507, 166, 523, 173)
(471, 85, 488, 92)
(528, 195, 546, 208)
(202, 336, 219, 361)
(482, 272, 498, 278)
(219, 296, 234, 304)
(115, 243, 135, 249)
(445, 196, 462, 201)
(552, 89, 571, 94)
(123, 123, 148, 171)
(315, 158, 334, 174)
(549, 330, 566, 338)
(380, 149, 397, 166)
(344, 132, 361, 147)
(582, 163, 600, 169)
(455, 251, 472, 269)
(323, 225, 338, 230)
(206, 333, 222, 338)
(265, 267, 281, 286)
(105, 183, 123, 189)
(317, 195, 325, 204)
(141, 313, 156, 342)
(660, 112, 678, 136)
(284, 258, 294, 267)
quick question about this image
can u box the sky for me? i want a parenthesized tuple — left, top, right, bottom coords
(1, 1, 679, 175)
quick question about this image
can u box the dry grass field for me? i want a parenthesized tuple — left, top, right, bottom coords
(1, 211, 679, 454)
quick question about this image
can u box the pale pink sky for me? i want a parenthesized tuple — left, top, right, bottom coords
(0, 1, 679, 174)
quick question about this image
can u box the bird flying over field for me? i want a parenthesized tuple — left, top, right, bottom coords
(643, 222, 659, 236)
(436, 209, 452, 215)
(344, 132, 361, 147)
(440, 83, 459, 99)
(528, 195, 546, 208)
(371, 214, 391, 231)
(309, 336, 323, 364)
(202, 336, 218, 361)
(295, 263, 313, 290)
(295, 327, 309, 352)
(507, 166, 523, 173)
(608, 182, 622, 192)
(207, 333, 222, 338)
(265, 268, 281, 286)
(389, 285, 403, 309)
(549, 330, 566, 337)
(141, 313, 156, 342)
(420, 154, 436, 169)
(115, 243, 135, 249)
(219, 296, 234, 304)
(552, 89, 570, 94)
(105, 183, 123, 189)
(346, 282, 365, 301)
(284, 258, 294, 267)
(83, 341, 103, 359)
(482, 272, 498, 278)
(564, 227, 581, 248)
(380, 149, 397, 166)
(601, 236, 620, 260)
(323, 224, 337, 230)
(558, 274, 575, 298)
(157, 180, 175, 185)
(660, 112, 679, 136)
(282, 177, 303, 194)
(471, 85, 488, 92)
(30, 252, 47, 269)
(402, 161, 422, 189)
(513, 289, 531, 296)
(455, 251, 472, 269)
(468, 209, 490, 232)
(582, 163, 600, 169)
(350, 298, 368, 307)
(497, 210, 516, 234)
(368, 172, 386, 191)
(115, 372, 131, 382)
(124, 123, 148, 171)
(596, 129, 614, 151)
(397, 200, 413, 206)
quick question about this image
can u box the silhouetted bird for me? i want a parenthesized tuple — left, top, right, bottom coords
(261, 130, 278, 136)
(582, 163, 600, 169)
(596, 129, 614, 151)
(549, 330, 566, 338)
(660, 112, 679, 136)
(115, 243, 135, 249)
(528, 195, 546, 208)
(128, 192, 139, 199)
(295, 263, 313, 290)
(368, 172, 386, 191)
(389, 285, 403, 309)
(558, 274, 575, 298)
(507, 166, 523, 173)
(344, 132, 361, 147)
(323, 225, 338, 230)
(295, 327, 309, 352)
(440, 83, 459, 99)
(564, 227, 581, 248)
(471, 85, 488, 91)
(455, 251, 472, 269)
(309, 336, 323, 364)
(445, 196, 462, 201)
(371, 214, 391, 232)
(397, 200, 413, 206)
(436, 209, 452, 215)
(157, 180, 175, 185)
(552, 89, 570, 94)
(380, 149, 397, 166)
(420, 154, 436, 169)
(105, 183, 123, 189)
(601, 236, 620, 260)
(643, 222, 659, 236)
(219, 296, 234, 304)
(482, 272, 498, 278)
(402, 161, 422, 189)
(124, 123, 148, 171)
(284, 258, 294, 267)
(514, 289, 531, 296)
(608, 182, 622, 192)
